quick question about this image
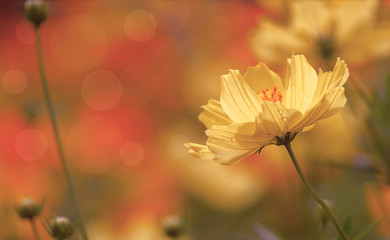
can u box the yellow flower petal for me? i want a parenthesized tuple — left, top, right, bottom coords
(243, 63, 284, 96)
(205, 122, 273, 164)
(258, 101, 302, 137)
(365, 25, 390, 59)
(291, 1, 331, 37)
(199, 99, 232, 129)
(332, 0, 378, 43)
(284, 55, 318, 113)
(311, 58, 348, 106)
(220, 69, 262, 123)
(315, 87, 347, 121)
(290, 86, 346, 132)
(185, 143, 215, 160)
(207, 141, 256, 165)
(342, 24, 390, 63)
(206, 123, 270, 149)
(250, 20, 306, 64)
(302, 124, 315, 132)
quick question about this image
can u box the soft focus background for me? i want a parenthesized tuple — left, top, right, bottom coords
(1, 0, 390, 239)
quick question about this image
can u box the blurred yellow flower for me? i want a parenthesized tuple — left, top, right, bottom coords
(186, 55, 348, 164)
(251, 0, 390, 67)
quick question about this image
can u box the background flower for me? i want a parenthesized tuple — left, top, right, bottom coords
(252, 0, 390, 70)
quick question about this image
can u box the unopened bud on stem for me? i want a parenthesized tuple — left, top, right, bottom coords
(162, 214, 184, 238)
(44, 216, 74, 240)
(15, 197, 44, 220)
(23, 0, 49, 26)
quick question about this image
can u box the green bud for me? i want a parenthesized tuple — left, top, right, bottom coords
(23, 0, 49, 26)
(15, 197, 44, 220)
(161, 214, 183, 238)
(49, 216, 74, 239)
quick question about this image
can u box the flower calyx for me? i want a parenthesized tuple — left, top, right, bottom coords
(275, 132, 298, 146)
(254, 132, 298, 155)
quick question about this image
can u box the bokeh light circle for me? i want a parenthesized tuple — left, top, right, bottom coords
(82, 70, 122, 111)
(66, 116, 123, 173)
(124, 9, 157, 42)
(2, 69, 28, 94)
(15, 21, 36, 44)
(149, 0, 191, 33)
(50, 15, 108, 72)
(121, 64, 160, 104)
(120, 141, 144, 166)
(15, 128, 48, 161)
(207, 17, 231, 41)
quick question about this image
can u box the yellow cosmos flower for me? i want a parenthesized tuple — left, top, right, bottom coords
(185, 55, 348, 164)
(251, 0, 390, 67)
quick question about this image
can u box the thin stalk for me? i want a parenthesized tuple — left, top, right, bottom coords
(31, 218, 41, 240)
(283, 142, 349, 240)
(34, 26, 88, 240)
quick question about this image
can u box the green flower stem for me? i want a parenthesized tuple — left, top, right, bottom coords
(30, 218, 41, 240)
(34, 27, 89, 240)
(283, 142, 349, 240)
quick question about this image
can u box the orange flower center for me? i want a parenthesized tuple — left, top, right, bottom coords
(258, 86, 282, 102)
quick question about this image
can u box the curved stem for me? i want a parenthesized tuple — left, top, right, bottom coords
(283, 142, 349, 240)
(34, 27, 89, 240)
(30, 218, 41, 240)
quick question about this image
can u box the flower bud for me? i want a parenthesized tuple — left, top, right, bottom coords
(161, 214, 183, 238)
(23, 0, 49, 26)
(49, 216, 73, 239)
(15, 197, 44, 220)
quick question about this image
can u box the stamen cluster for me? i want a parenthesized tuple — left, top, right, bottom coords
(258, 86, 282, 102)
